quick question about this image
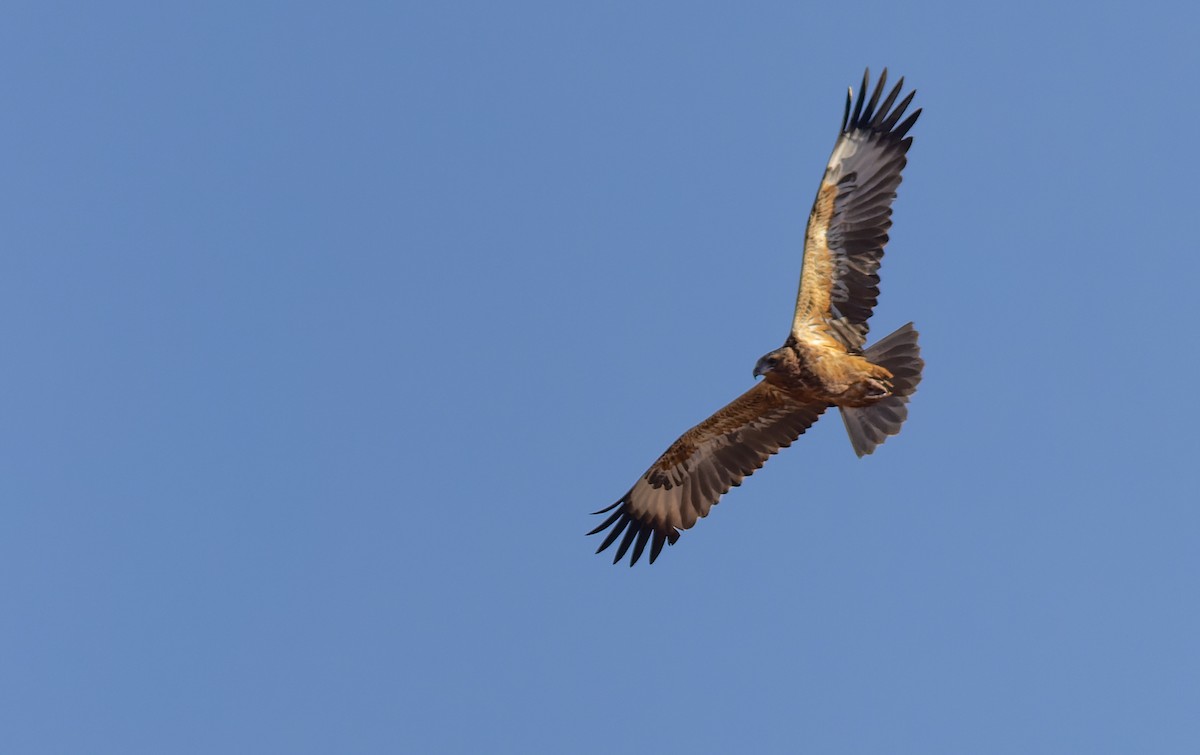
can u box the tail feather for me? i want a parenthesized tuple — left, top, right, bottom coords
(840, 323, 924, 457)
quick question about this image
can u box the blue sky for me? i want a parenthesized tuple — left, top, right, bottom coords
(3, 2, 1198, 752)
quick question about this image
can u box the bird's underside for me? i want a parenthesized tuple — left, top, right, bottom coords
(590, 69, 925, 566)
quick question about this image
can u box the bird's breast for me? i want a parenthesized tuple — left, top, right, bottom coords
(782, 343, 881, 405)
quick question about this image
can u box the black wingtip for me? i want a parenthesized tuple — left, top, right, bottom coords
(871, 77, 904, 129)
(844, 69, 920, 141)
(628, 527, 652, 566)
(861, 68, 887, 126)
(592, 513, 630, 552)
(649, 530, 667, 564)
(589, 493, 680, 566)
(590, 499, 622, 516)
(612, 522, 640, 564)
(850, 68, 868, 129)
(894, 107, 922, 138)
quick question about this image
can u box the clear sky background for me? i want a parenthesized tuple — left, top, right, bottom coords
(3, 2, 1198, 753)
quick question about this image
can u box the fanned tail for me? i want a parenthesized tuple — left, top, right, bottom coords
(840, 322, 923, 457)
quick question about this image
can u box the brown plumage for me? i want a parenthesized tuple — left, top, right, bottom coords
(590, 69, 925, 566)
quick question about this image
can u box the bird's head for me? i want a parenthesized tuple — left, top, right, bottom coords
(753, 348, 791, 379)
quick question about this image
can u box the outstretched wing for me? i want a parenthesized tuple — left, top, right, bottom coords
(589, 382, 827, 566)
(791, 69, 920, 351)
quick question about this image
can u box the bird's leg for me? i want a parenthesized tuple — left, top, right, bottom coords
(864, 376, 893, 400)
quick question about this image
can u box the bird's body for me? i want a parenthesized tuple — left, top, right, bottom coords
(590, 69, 925, 566)
(757, 337, 893, 407)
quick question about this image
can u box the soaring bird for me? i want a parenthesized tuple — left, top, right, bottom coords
(590, 69, 925, 566)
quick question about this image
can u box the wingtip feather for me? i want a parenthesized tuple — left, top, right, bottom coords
(629, 527, 652, 566)
(862, 68, 887, 126)
(871, 78, 905, 129)
(612, 521, 640, 563)
(850, 69, 868, 128)
(594, 513, 630, 552)
(894, 108, 921, 138)
(586, 507, 623, 536)
(649, 531, 667, 563)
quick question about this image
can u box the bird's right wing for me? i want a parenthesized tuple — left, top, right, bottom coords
(791, 69, 920, 350)
(589, 382, 828, 566)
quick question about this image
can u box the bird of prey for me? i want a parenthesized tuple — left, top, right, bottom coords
(590, 69, 925, 566)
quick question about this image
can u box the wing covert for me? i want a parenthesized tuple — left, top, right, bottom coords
(589, 382, 827, 566)
(791, 69, 920, 350)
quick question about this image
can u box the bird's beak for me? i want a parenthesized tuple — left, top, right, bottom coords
(752, 361, 767, 379)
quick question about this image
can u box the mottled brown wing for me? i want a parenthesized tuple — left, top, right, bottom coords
(589, 382, 827, 566)
(791, 69, 920, 351)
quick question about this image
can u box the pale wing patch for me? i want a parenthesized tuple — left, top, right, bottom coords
(792, 180, 840, 337)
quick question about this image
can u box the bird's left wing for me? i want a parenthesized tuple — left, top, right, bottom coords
(589, 382, 827, 566)
(791, 69, 920, 350)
